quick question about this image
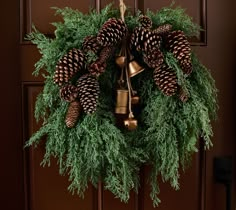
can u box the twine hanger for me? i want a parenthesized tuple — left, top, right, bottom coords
(119, 0, 127, 21)
(119, 0, 135, 119)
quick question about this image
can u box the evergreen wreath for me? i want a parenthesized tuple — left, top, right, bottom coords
(26, 2, 218, 207)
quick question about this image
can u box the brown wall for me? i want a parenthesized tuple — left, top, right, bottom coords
(0, 1, 24, 210)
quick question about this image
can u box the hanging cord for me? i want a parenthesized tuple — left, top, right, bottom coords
(118, 42, 126, 88)
(120, 0, 134, 118)
(117, 0, 127, 88)
(95, 0, 100, 13)
(126, 46, 137, 96)
(125, 48, 134, 119)
(119, 0, 127, 22)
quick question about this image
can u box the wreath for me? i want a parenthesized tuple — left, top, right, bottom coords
(26, 2, 218, 207)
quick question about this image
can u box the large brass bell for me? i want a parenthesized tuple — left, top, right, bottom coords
(124, 117, 138, 130)
(128, 60, 145, 77)
(115, 89, 129, 114)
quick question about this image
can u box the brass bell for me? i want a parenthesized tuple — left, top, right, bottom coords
(115, 89, 129, 114)
(124, 117, 138, 130)
(128, 60, 145, 77)
(131, 95, 140, 105)
(115, 56, 126, 68)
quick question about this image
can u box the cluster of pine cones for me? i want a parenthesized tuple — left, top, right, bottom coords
(130, 15, 192, 98)
(53, 18, 128, 127)
(53, 15, 192, 128)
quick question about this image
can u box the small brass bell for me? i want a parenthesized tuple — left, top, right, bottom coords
(115, 89, 129, 114)
(124, 117, 138, 130)
(128, 60, 145, 77)
(115, 56, 126, 68)
(131, 95, 140, 105)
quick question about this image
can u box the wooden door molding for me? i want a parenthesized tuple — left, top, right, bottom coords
(20, 0, 98, 43)
(21, 81, 43, 210)
(199, 140, 207, 210)
(198, 0, 207, 46)
(20, 0, 31, 43)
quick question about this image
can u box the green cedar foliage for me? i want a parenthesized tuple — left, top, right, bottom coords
(26, 4, 218, 207)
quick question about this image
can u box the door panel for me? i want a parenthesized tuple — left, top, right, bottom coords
(22, 83, 97, 210)
(141, 151, 205, 210)
(17, 0, 236, 210)
(22, 0, 92, 36)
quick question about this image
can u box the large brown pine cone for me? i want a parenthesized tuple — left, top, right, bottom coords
(77, 74, 100, 114)
(97, 18, 127, 47)
(130, 27, 161, 52)
(153, 64, 178, 96)
(165, 30, 192, 75)
(54, 49, 86, 86)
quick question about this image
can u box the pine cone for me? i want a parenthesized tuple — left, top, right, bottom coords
(178, 87, 189, 102)
(88, 46, 113, 77)
(139, 15, 152, 29)
(77, 74, 100, 114)
(165, 30, 192, 75)
(88, 62, 107, 77)
(98, 46, 114, 63)
(65, 101, 82, 128)
(97, 18, 127, 46)
(130, 27, 161, 52)
(54, 49, 86, 86)
(153, 64, 178, 96)
(60, 84, 78, 102)
(143, 48, 164, 68)
(153, 24, 172, 35)
(82, 35, 101, 54)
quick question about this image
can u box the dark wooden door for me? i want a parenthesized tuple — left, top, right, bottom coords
(1, 0, 235, 210)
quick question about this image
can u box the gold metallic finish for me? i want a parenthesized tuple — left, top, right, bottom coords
(115, 56, 126, 68)
(128, 60, 145, 77)
(124, 118, 138, 130)
(131, 95, 140, 105)
(115, 89, 129, 114)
